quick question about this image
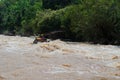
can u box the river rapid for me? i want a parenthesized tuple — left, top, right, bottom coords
(0, 35, 120, 80)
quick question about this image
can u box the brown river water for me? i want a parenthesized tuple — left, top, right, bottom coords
(0, 35, 120, 80)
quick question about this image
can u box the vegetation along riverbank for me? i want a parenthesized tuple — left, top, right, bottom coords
(0, 0, 120, 44)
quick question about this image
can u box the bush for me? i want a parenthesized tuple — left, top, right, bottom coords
(0, 0, 42, 35)
(32, 9, 63, 34)
(61, 0, 120, 44)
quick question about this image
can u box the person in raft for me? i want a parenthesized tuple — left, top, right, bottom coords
(33, 34, 46, 44)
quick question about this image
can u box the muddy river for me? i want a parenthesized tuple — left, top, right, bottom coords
(0, 35, 120, 80)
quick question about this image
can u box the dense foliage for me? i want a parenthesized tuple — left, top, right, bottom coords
(42, 0, 81, 10)
(0, 0, 120, 44)
(0, 0, 42, 35)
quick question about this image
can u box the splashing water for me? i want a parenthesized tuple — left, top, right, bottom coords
(0, 35, 120, 80)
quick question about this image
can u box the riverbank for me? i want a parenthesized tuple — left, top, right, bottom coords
(0, 35, 120, 80)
